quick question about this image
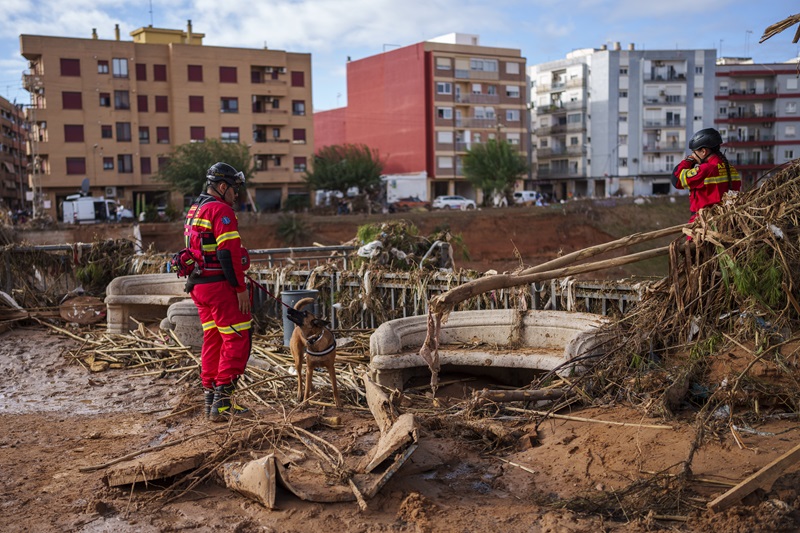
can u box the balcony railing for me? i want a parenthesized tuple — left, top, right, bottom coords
(455, 94, 500, 104)
(643, 120, 683, 128)
(642, 143, 682, 152)
(644, 73, 687, 82)
(455, 117, 497, 128)
(640, 164, 675, 174)
(643, 95, 686, 105)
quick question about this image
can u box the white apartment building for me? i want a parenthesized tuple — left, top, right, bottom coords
(529, 43, 716, 200)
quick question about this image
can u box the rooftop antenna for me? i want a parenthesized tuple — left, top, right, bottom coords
(149, 0, 154, 26)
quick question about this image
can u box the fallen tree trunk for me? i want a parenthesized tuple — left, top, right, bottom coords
(475, 388, 570, 403)
(432, 245, 670, 313)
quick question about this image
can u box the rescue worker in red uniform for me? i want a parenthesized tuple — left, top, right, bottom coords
(184, 162, 252, 422)
(672, 128, 741, 224)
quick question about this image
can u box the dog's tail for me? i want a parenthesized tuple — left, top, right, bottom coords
(294, 297, 315, 311)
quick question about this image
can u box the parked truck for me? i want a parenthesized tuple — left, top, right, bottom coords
(62, 194, 118, 224)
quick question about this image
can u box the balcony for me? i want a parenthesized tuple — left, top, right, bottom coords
(643, 95, 686, 105)
(537, 145, 585, 159)
(716, 88, 778, 100)
(716, 111, 777, 124)
(644, 73, 687, 82)
(537, 167, 585, 179)
(732, 156, 775, 168)
(643, 120, 683, 129)
(454, 69, 499, 81)
(724, 135, 776, 147)
(642, 143, 682, 153)
(455, 94, 500, 105)
(455, 117, 497, 128)
(535, 100, 584, 115)
(640, 164, 675, 174)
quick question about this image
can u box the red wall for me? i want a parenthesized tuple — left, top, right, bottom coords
(313, 107, 347, 150)
(344, 44, 428, 174)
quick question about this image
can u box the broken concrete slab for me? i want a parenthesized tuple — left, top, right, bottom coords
(364, 413, 418, 474)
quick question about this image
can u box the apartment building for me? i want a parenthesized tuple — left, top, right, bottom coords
(530, 44, 716, 200)
(314, 33, 528, 201)
(20, 22, 313, 219)
(715, 58, 800, 186)
(0, 95, 28, 210)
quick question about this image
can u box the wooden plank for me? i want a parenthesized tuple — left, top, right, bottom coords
(707, 443, 800, 512)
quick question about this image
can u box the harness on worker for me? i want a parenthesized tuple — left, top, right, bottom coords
(170, 195, 218, 279)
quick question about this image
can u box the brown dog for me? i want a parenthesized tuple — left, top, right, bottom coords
(289, 297, 341, 408)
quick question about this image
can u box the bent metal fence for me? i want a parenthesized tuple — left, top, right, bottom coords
(1, 242, 650, 329)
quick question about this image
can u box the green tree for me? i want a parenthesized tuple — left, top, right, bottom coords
(303, 144, 384, 212)
(463, 139, 531, 207)
(155, 139, 253, 197)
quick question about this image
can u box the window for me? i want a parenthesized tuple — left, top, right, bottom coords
(64, 125, 84, 142)
(506, 62, 520, 75)
(291, 71, 305, 87)
(694, 115, 702, 121)
(154, 95, 169, 113)
(437, 82, 452, 94)
(506, 109, 520, 121)
(506, 85, 520, 98)
(788, 78, 799, 90)
(60, 58, 80, 76)
(135, 63, 147, 81)
(619, 157, 628, 167)
(293, 156, 307, 172)
(787, 102, 797, 114)
(156, 126, 170, 144)
(437, 131, 453, 143)
(437, 107, 452, 119)
(140, 157, 152, 175)
(103, 157, 113, 170)
(293, 128, 306, 144)
(112, 58, 128, 78)
(786, 125, 796, 137)
(220, 66, 238, 83)
(65, 157, 86, 175)
(507, 132, 520, 145)
(695, 66, 703, 74)
(487, 85, 497, 95)
(117, 154, 133, 173)
(62, 92, 82, 110)
(473, 132, 481, 142)
(619, 90, 628, 98)
(153, 64, 167, 81)
(221, 127, 239, 143)
(190, 126, 205, 142)
(137, 95, 148, 112)
(470, 58, 498, 72)
(618, 134, 628, 144)
(114, 90, 130, 110)
(694, 91, 703, 97)
(472, 83, 482, 94)
(292, 100, 306, 116)
(619, 114, 628, 122)
(273, 156, 282, 167)
(436, 57, 451, 70)
(785, 150, 795, 159)
(139, 127, 150, 144)
(570, 136, 579, 145)
(438, 156, 453, 169)
(221, 97, 238, 113)
(97, 60, 109, 74)
(620, 67, 628, 75)
(188, 65, 203, 82)
(158, 157, 169, 172)
(116, 122, 131, 142)
(540, 139, 548, 148)
(272, 127, 281, 139)
(719, 106, 728, 115)
(99, 93, 110, 107)
(189, 95, 204, 113)
(101, 125, 112, 139)
(567, 113, 581, 124)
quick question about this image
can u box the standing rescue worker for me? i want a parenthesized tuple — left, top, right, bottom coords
(184, 162, 252, 422)
(672, 128, 741, 223)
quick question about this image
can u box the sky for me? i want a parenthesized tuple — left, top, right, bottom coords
(1, 0, 798, 111)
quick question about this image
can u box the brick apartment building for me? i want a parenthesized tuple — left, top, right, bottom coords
(314, 33, 529, 202)
(715, 58, 800, 187)
(20, 22, 313, 220)
(0, 95, 28, 211)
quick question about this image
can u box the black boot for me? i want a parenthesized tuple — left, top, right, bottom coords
(209, 382, 249, 422)
(203, 388, 215, 419)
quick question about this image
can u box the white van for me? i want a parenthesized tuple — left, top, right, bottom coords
(513, 191, 542, 205)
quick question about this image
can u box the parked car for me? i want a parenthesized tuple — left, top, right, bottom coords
(432, 195, 476, 210)
(390, 196, 431, 212)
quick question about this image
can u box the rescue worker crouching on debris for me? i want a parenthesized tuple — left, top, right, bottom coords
(184, 162, 252, 422)
(672, 128, 741, 225)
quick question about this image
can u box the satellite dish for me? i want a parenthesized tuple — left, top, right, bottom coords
(80, 178, 90, 196)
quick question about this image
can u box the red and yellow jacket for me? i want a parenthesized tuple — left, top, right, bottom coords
(184, 193, 248, 293)
(672, 153, 741, 221)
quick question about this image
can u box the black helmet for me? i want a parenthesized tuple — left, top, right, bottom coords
(206, 162, 245, 187)
(689, 128, 723, 151)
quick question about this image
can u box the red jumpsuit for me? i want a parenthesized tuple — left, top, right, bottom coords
(672, 153, 741, 223)
(184, 193, 251, 388)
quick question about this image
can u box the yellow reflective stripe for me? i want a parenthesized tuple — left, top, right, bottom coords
(202, 320, 217, 331)
(201, 243, 217, 252)
(194, 219, 212, 230)
(217, 231, 240, 245)
(679, 167, 697, 188)
(704, 174, 741, 185)
(218, 320, 252, 335)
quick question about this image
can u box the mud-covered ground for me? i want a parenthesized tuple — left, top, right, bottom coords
(2, 326, 800, 532)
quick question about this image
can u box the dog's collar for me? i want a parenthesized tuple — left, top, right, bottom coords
(304, 330, 336, 357)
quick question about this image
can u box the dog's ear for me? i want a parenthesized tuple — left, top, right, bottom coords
(312, 318, 330, 328)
